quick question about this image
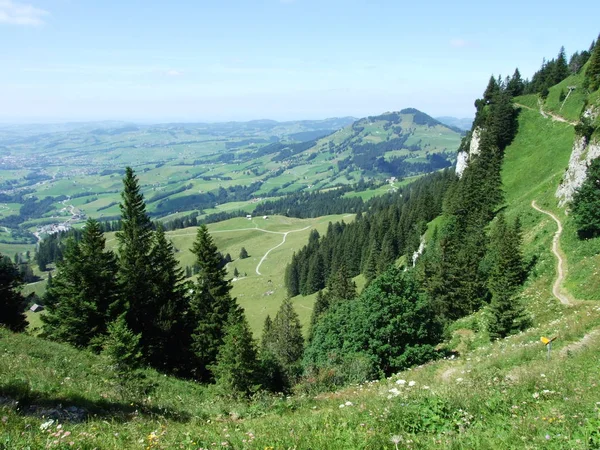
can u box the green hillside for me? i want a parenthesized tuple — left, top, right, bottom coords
(3, 40, 600, 450)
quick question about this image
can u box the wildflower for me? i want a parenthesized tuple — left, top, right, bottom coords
(396, 379, 406, 385)
(533, 392, 539, 399)
(40, 420, 54, 431)
(408, 381, 416, 387)
(545, 434, 551, 440)
(456, 378, 463, 382)
(391, 435, 403, 450)
(339, 404, 345, 408)
(423, 386, 430, 390)
(345, 401, 353, 406)
(540, 373, 546, 378)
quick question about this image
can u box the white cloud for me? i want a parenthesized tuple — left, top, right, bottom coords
(165, 69, 183, 77)
(449, 38, 468, 48)
(0, 0, 49, 26)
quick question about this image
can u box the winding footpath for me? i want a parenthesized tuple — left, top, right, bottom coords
(514, 101, 578, 126)
(255, 226, 311, 275)
(147, 222, 313, 276)
(531, 201, 572, 305)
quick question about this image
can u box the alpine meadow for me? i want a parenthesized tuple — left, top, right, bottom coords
(2, 3, 600, 449)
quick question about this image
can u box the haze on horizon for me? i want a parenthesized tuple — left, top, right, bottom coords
(1, 0, 598, 124)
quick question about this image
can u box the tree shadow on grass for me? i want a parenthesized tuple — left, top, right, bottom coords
(0, 380, 191, 423)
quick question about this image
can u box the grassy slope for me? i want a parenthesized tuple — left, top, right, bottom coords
(4, 97, 600, 449)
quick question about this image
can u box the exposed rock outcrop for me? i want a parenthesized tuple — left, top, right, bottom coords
(455, 128, 482, 178)
(556, 138, 600, 206)
(556, 107, 600, 207)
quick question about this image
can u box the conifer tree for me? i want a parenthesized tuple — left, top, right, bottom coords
(145, 226, 190, 371)
(42, 219, 120, 349)
(189, 224, 241, 380)
(212, 315, 260, 396)
(116, 167, 155, 341)
(259, 314, 286, 392)
(326, 263, 357, 305)
(586, 40, 600, 91)
(268, 298, 305, 386)
(571, 157, 600, 238)
(487, 215, 529, 339)
(102, 314, 150, 400)
(506, 68, 525, 97)
(483, 75, 500, 104)
(308, 290, 329, 342)
(239, 247, 249, 259)
(0, 253, 27, 332)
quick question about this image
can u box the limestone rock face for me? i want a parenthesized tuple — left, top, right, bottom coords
(456, 127, 482, 178)
(556, 137, 600, 207)
(556, 106, 600, 207)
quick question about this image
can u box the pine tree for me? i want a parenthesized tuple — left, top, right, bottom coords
(212, 315, 260, 397)
(586, 40, 600, 91)
(326, 263, 357, 304)
(116, 167, 155, 342)
(239, 247, 249, 259)
(42, 219, 120, 349)
(269, 298, 305, 386)
(487, 215, 529, 339)
(233, 267, 239, 278)
(506, 68, 525, 97)
(308, 290, 330, 342)
(0, 254, 27, 332)
(145, 226, 190, 372)
(571, 157, 600, 238)
(102, 314, 150, 400)
(483, 75, 500, 104)
(189, 224, 241, 380)
(259, 314, 286, 392)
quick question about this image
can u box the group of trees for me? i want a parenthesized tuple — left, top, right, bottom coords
(31, 167, 308, 396)
(38, 169, 237, 382)
(285, 170, 455, 296)
(0, 253, 28, 332)
(296, 68, 530, 386)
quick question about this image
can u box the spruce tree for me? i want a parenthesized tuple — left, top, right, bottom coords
(506, 68, 524, 97)
(42, 219, 120, 349)
(146, 226, 190, 372)
(585, 40, 600, 91)
(269, 297, 304, 386)
(308, 290, 330, 342)
(116, 167, 155, 342)
(571, 157, 600, 238)
(189, 224, 241, 380)
(326, 263, 357, 304)
(487, 215, 529, 339)
(212, 315, 260, 397)
(239, 247, 249, 259)
(259, 314, 286, 392)
(0, 254, 27, 332)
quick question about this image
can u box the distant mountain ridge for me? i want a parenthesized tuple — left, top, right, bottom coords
(435, 116, 474, 131)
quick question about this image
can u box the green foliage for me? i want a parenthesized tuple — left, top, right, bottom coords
(486, 215, 530, 339)
(212, 316, 260, 397)
(262, 298, 305, 388)
(145, 226, 191, 372)
(305, 267, 442, 380)
(571, 157, 600, 238)
(42, 219, 120, 349)
(102, 314, 153, 400)
(0, 253, 27, 332)
(189, 224, 242, 380)
(116, 167, 156, 345)
(586, 39, 600, 91)
(239, 246, 249, 259)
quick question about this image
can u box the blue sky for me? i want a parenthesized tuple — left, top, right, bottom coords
(0, 0, 598, 123)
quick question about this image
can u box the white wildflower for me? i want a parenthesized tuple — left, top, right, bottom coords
(396, 379, 406, 385)
(408, 381, 416, 387)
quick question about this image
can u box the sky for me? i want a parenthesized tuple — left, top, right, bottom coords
(0, 0, 599, 123)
